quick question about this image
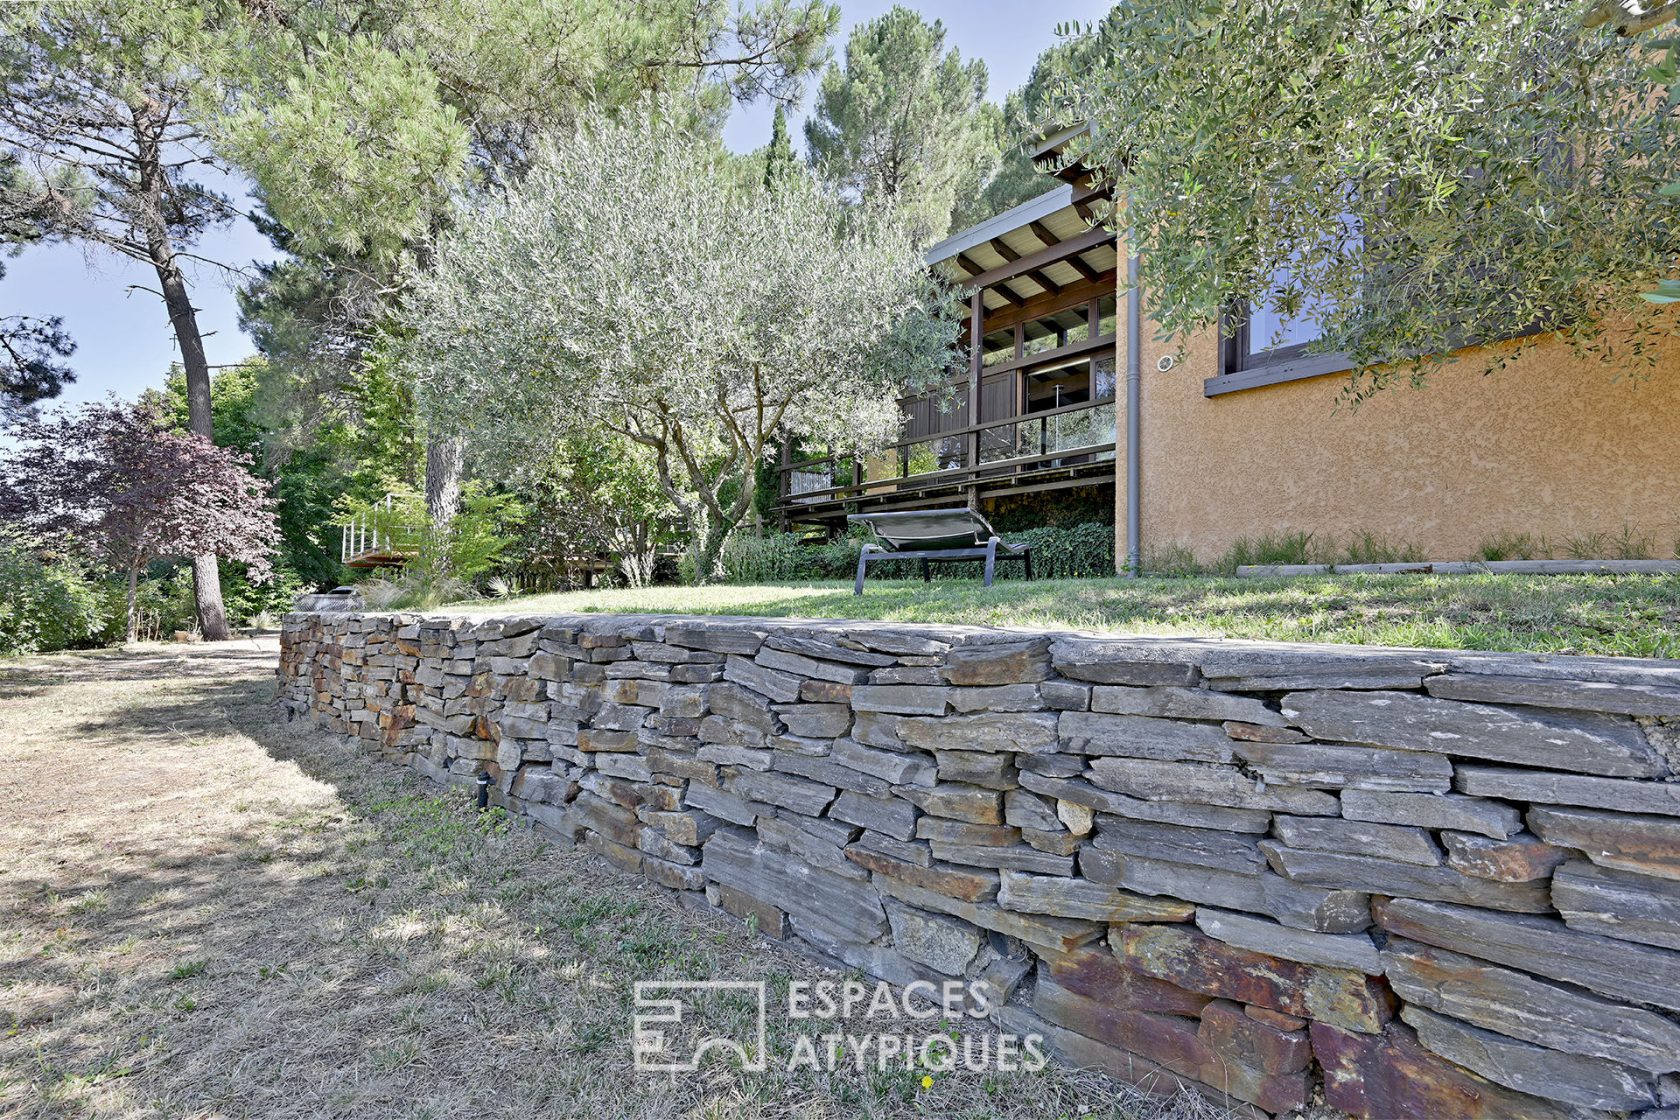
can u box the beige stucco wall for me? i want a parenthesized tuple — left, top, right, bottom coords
(1115, 324, 1680, 566)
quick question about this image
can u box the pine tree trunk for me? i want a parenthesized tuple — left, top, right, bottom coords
(135, 97, 228, 640)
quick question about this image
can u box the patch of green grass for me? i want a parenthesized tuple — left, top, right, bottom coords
(168, 959, 208, 982)
(1477, 530, 1548, 562)
(451, 573, 1680, 658)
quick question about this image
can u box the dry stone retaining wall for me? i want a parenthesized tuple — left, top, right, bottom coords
(278, 610, 1680, 1119)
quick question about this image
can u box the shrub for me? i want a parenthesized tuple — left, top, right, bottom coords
(1011, 522, 1116, 578)
(0, 540, 105, 655)
(719, 532, 815, 582)
(720, 521, 1118, 583)
(96, 564, 198, 643)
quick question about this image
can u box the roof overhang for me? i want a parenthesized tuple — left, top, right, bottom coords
(924, 183, 1077, 268)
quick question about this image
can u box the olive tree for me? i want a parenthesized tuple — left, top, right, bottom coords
(401, 108, 955, 580)
(1052, 0, 1680, 395)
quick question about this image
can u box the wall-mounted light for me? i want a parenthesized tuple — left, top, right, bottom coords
(1156, 354, 1176, 373)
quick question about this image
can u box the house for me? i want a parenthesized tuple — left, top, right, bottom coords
(772, 135, 1680, 571)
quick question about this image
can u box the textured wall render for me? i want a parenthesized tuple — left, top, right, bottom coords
(279, 611, 1680, 1118)
(1115, 322, 1680, 565)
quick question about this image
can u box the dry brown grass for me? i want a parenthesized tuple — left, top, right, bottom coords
(0, 641, 1228, 1120)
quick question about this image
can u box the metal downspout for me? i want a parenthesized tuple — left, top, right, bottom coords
(1124, 220, 1142, 577)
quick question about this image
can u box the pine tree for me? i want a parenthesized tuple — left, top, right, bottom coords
(803, 6, 1000, 245)
(763, 104, 797, 190)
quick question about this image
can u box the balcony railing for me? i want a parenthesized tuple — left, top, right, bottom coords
(774, 396, 1117, 516)
(340, 494, 424, 568)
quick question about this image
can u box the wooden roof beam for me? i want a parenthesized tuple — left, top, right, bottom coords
(1024, 268, 1062, 296)
(963, 226, 1111, 289)
(1063, 252, 1099, 283)
(988, 283, 1026, 308)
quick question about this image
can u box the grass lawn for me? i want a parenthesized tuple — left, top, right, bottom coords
(0, 641, 1214, 1120)
(454, 573, 1680, 658)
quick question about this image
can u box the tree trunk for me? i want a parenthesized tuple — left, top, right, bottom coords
(126, 559, 140, 645)
(135, 97, 228, 640)
(425, 431, 465, 573)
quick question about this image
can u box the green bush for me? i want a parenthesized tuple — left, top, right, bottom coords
(720, 521, 1118, 583)
(1011, 522, 1116, 578)
(0, 541, 106, 655)
(100, 565, 199, 642)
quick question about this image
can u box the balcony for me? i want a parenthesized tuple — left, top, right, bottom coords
(773, 396, 1117, 525)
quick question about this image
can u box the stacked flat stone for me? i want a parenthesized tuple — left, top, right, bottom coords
(279, 610, 1680, 1119)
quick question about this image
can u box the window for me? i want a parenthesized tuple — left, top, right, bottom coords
(980, 328, 1014, 368)
(1214, 217, 1361, 394)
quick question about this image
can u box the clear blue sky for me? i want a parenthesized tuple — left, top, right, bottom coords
(2, 1, 1110, 411)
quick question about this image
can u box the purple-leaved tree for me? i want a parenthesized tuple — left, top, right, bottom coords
(0, 399, 278, 642)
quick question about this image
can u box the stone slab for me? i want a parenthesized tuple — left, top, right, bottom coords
(830, 737, 935, 786)
(927, 841, 1074, 874)
(1086, 757, 1340, 815)
(897, 711, 1060, 754)
(1018, 770, 1274, 832)
(1528, 805, 1680, 880)
(1401, 1004, 1657, 1111)
(1281, 689, 1663, 778)
(1381, 935, 1680, 1074)
(1232, 739, 1453, 793)
(843, 846, 999, 902)
(1195, 906, 1381, 974)
(1551, 859, 1680, 950)
(884, 900, 983, 974)
(1425, 672, 1680, 717)
(1457, 765, 1680, 816)
(1341, 789, 1522, 839)
(894, 782, 1003, 824)
(942, 639, 1051, 686)
(1090, 817, 1266, 873)
(1059, 711, 1236, 763)
(997, 868, 1193, 922)
(1310, 1020, 1578, 1120)
(1049, 638, 1200, 686)
(850, 684, 952, 716)
(1440, 831, 1566, 882)
(1272, 815, 1442, 867)
(1037, 943, 1210, 1017)
(1374, 897, 1680, 1012)
(828, 790, 918, 841)
(1115, 923, 1392, 1033)
(1198, 998, 1313, 1076)
(1081, 847, 1371, 934)
(1261, 841, 1552, 912)
(1033, 973, 1311, 1113)
(875, 878, 1104, 952)
(1091, 684, 1286, 725)
(701, 828, 886, 944)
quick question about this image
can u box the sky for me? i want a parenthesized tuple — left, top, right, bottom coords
(2, 0, 1110, 412)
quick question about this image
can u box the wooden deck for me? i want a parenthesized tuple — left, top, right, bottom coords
(775, 183, 1120, 529)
